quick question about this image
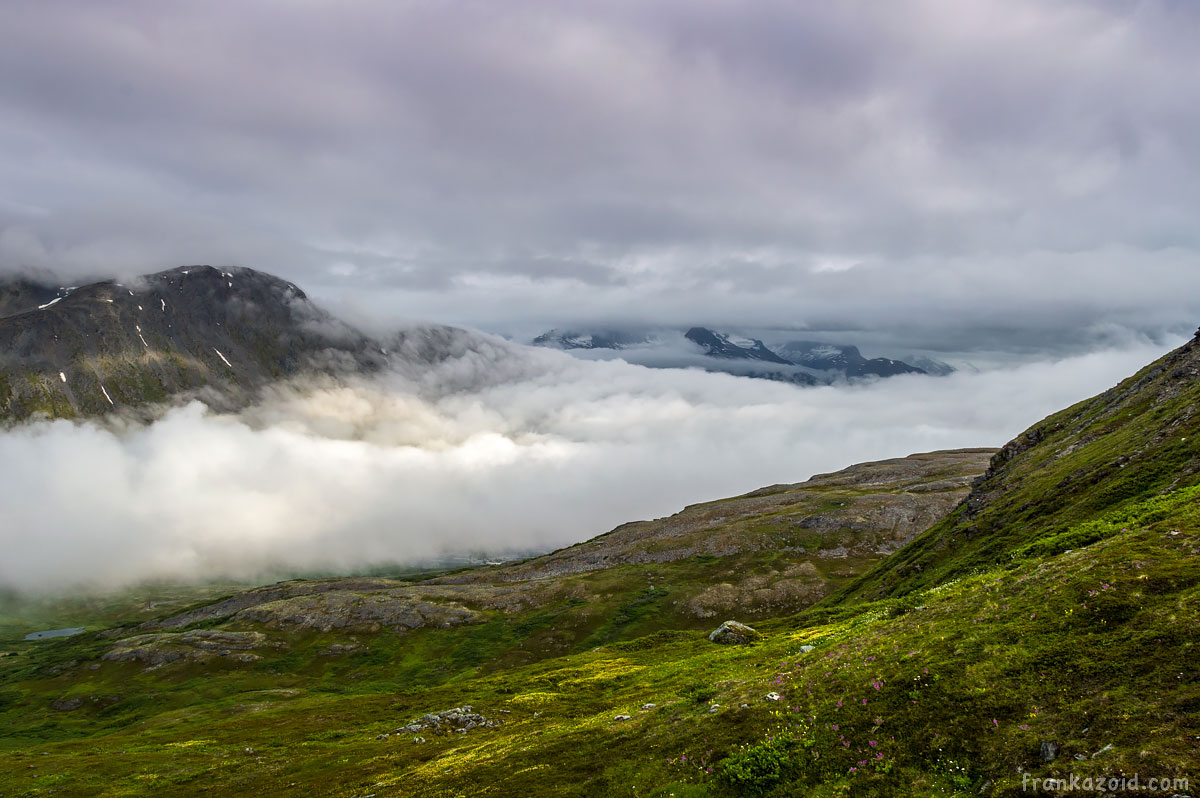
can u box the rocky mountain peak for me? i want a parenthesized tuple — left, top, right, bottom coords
(0, 265, 381, 420)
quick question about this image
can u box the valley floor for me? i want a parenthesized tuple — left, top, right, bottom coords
(1, 514, 1197, 797)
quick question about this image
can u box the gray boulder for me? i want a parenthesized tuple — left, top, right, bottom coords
(51, 698, 84, 712)
(708, 620, 761, 645)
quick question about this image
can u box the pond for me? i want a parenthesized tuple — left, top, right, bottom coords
(24, 627, 85, 641)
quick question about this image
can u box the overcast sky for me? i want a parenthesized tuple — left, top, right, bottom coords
(2, 0, 1198, 352)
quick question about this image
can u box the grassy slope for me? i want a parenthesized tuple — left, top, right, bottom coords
(2, 343, 1200, 795)
(834, 337, 1200, 601)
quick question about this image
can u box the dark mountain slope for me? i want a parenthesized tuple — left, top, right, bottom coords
(683, 327, 791, 364)
(836, 331, 1200, 601)
(0, 265, 387, 420)
(677, 328, 820, 385)
(0, 277, 62, 319)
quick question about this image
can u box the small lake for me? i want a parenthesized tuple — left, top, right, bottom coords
(24, 627, 85, 641)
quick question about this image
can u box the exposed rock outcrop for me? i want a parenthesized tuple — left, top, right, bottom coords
(708, 620, 760, 645)
(102, 630, 275, 667)
(395, 706, 499, 736)
(141, 578, 407, 631)
(233, 591, 483, 633)
(683, 561, 827, 619)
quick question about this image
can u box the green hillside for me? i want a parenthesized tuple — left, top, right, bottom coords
(836, 331, 1200, 602)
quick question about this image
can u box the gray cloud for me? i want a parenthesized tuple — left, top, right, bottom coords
(0, 1, 1198, 351)
(0, 336, 1177, 593)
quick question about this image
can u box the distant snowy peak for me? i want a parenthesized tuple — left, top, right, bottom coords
(683, 327, 791, 364)
(530, 325, 951, 386)
(532, 328, 657, 350)
(772, 340, 929, 378)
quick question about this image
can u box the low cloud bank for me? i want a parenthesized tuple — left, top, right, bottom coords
(0, 337, 1177, 592)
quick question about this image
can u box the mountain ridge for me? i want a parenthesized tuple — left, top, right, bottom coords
(433, 448, 994, 587)
(0, 265, 389, 420)
(533, 325, 948, 384)
(0, 265, 512, 422)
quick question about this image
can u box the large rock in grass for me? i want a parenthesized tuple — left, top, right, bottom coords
(395, 706, 498, 736)
(708, 620, 760, 645)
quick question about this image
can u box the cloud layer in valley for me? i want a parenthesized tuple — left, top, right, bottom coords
(0, 336, 1177, 593)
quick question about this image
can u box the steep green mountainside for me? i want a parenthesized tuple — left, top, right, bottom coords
(836, 330, 1200, 601)
(2, 340, 1199, 796)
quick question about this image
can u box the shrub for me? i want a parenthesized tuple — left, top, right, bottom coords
(715, 732, 796, 796)
(680, 682, 719, 705)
